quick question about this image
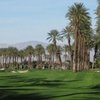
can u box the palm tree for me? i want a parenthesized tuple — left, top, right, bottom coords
(47, 29, 62, 65)
(46, 44, 56, 64)
(56, 45, 62, 67)
(0, 49, 2, 68)
(63, 45, 69, 62)
(35, 44, 45, 63)
(24, 46, 34, 69)
(66, 3, 91, 72)
(12, 47, 18, 68)
(0, 48, 7, 68)
(84, 0, 100, 69)
(47, 30, 61, 47)
(18, 50, 25, 64)
(62, 26, 73, 68)
(95, 0, 100, 67)
(7, 47, 18, 69)
(7, 47, 14, 67)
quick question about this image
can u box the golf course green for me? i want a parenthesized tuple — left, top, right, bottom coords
(0, 70, 100, 100)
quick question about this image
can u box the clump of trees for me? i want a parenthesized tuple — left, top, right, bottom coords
(66, 3, 93, 72)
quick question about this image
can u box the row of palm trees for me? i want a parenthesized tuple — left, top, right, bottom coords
(0, 45, 45, 69)
(0, 44, 70, 70)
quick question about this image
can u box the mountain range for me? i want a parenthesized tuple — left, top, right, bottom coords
(0, 41, 48, 50)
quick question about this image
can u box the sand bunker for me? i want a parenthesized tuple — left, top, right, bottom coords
(18, 70, 29, 73)
(0, 68, 5, 71)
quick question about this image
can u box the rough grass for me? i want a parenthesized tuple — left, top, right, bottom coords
(0, 70, 100, 100)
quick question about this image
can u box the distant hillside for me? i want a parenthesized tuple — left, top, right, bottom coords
(0, 43, 9, 48)
(0, 41, 48, 50)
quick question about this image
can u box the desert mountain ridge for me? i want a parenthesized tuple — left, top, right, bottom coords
(0, 41, 48, 50)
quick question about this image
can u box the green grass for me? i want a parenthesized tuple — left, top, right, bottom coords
(0, 70, 100, 100)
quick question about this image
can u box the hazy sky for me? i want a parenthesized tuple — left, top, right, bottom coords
(0, 0, 97, 44)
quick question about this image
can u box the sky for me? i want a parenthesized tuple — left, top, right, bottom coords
(0, 0, 98, 44)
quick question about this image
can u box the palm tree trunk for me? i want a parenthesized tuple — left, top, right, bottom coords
(56, 52, 62, 67)
(80, 35, 84, 71)
(68, 32, 73, 69)
(28, 55, 32, 69)
(52, 52, 55, 68)
(73, 28, 79, 72)
(77, 33, 81, 71)
(2, 55, 5, 68)
(84, 43, 89, 70)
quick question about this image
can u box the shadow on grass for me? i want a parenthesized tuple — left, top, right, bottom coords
(43, 91, 100, 100)
(0, 75, 81, 100)
(1, 75, 100, 100)
(0, 89, 46, 100)
(91, 84, 100, 90)
(0, 89, 100, 100)
(0, 75, 80, 88)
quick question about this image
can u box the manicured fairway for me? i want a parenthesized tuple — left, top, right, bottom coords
(0, 70, 100, 100)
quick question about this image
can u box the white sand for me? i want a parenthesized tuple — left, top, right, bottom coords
(0, 68, 5, 71)
(12, 71, 17, 73)
(96, 71, 100, 72)
(18, 70, 28, 73)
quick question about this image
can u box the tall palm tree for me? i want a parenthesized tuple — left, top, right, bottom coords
(95, 0, 100, 65)
(66, 3, 91, 72)
(85, 0, 100, 69)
